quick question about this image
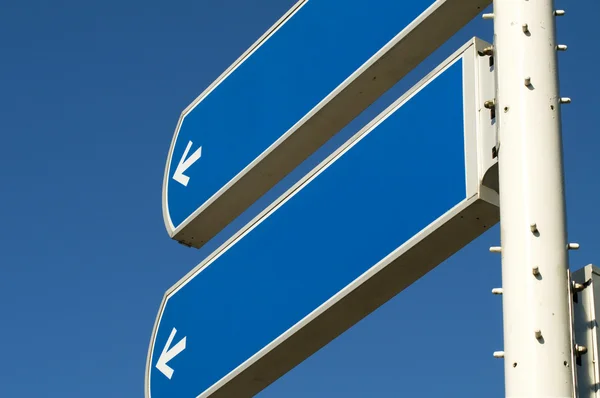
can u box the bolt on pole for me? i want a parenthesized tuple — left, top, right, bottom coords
(491, 0, 574, 396)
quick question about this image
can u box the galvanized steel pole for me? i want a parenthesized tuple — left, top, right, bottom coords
(492, 0, 575, 396)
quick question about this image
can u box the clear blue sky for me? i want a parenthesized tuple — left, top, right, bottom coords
(1, 0, 597, 397)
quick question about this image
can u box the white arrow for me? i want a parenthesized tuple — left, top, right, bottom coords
(173, 141, 202, 186)
(156, 327, 187, 380)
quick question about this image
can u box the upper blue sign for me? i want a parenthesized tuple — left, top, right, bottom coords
(162, 0, 490, 248)
(149, 39, 499, 398)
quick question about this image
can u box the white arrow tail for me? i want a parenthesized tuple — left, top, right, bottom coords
(173, 141, 202, 186)
(156, 327, 187, 379)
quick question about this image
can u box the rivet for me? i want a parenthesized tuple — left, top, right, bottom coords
(554, 10, 566, 16)
(572, 281, 585, 292)
(482, 13, 494, 20)
(481, 46, 494, 56)
(493, 351, 505, 358)
(535, 330, 542, 339)
(522, 23, 529, 33)
(490, 246, 502, 253)
(525, 77, 531, 86)
(532, 266, 540, 276)
(556, 44, 568, 51)
(568, 243, 580, 250)
(576, 345, 588, 356)
(530, 223, 538, 233)
(560, 97, 572, 104)
(492, 288, 504, 295)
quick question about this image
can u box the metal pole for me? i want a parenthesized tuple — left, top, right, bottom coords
(492, 0, 574, 396)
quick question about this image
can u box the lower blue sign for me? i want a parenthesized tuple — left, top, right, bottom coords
(147, 39, 498, 398)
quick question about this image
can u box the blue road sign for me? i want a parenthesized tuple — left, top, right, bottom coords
(148, 39, 499, 398)
(162, 0, 491, 248)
